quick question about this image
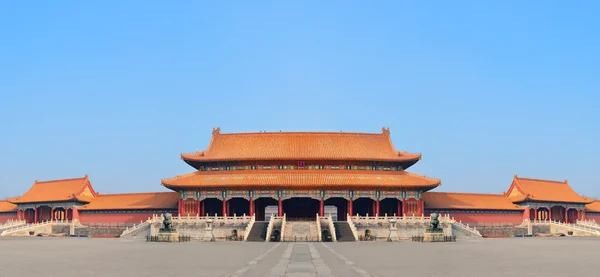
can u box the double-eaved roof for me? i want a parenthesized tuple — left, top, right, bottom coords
(181, 127, 421, 163)
(9, 176, 97, 204)
(507, 175, 593, 204)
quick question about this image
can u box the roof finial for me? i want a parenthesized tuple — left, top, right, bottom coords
(382, 127, 390, 135)
(212, 127, 221, 135)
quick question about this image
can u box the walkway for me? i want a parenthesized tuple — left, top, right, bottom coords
(1, 237, 600, 276)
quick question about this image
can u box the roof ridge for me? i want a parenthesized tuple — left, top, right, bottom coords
(217, 130, 387, 136)
(97, 192, 177, 197)
(36, 176, 87, 184)
(427, 191, 505, 196)
(515, 176, 567, 184)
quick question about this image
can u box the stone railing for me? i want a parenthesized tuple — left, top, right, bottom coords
(149, 214, 253, 225)
(280, 214, 287, 242)
(120, 219, 152, 238)
(346, 213, 359, 241)
(576, 219, 600, 229)
(449, 218, 482, 237)
(321, 215, 337, 242)
(243, 214, 255, 241)
(1, 220, 52, 236)
(265, 215, 277, 242)
(316, 213, 321, 242)
(0, 220, 26, 230)
(549, 220, 600, 235)
(351, 214, 452, 226)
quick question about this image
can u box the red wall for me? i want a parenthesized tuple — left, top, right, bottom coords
(585, 213, 600, 222)
(426, 211, 524, 223)
(0, 213, 17, 223)
(79, 212, 157, 224)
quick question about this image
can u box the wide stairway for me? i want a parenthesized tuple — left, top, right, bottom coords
(333, 222, 355, 242)
(283, 221, 319, 242)
(246, 222, 269, 241)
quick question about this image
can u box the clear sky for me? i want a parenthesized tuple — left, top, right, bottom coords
(1, 1, 599, 199)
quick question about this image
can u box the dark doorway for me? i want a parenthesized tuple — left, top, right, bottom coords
(380, 198, 401, 217)
(255, 197, 278, 221)
(283, 197, 319, 220)
(203, 198, 223, 216)
(324, 197, 348, 221)
(353, 198, 375, 216)
(228, 198, 250, 216)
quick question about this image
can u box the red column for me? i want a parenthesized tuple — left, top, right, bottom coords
(533, 208, 537, 220)
(50, 207, 54, 221)
(548, 208, 552, 221)
(34, 208, 38, 223)
(196, 199, 200, 215)
(72, 208, 80, 221)
(347, 199, 353, 217)
(319, 198, 324, 217)
(375, 198, 380, 216)
(222, 199, 227, 216)
(397, 200, 401, 216)
(249, 198, 254, 216)
(278, 198, 283, 216)
(201, 200, 205, 216)
(564, 208, 568, 223)
(371, 200, 376, 215)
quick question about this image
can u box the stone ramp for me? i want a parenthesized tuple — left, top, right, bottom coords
(283, 221, 319, 242)
(1, 221, 53, 236)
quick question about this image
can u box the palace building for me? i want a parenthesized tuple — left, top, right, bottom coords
(2, 128, 599, 224)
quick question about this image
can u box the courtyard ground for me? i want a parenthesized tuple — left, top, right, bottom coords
(0, 237, 598, 277)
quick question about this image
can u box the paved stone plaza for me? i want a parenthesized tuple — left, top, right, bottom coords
(0, 237, 598, 277)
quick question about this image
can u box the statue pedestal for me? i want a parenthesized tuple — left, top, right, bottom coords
(423, 231, 445, 242)
(157, 232, 179, 242)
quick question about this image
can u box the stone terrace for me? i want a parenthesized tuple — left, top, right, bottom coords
(0, 237, 598, 276)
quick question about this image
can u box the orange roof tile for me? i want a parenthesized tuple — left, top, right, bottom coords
(162, 170, 440, 189)
(181, 127, 421, 162)
(509, 176, 592, 204)
(585, 201, 600, 213)
(80, 192, 179, 210)
(10, 176, 96, 204)
(0, 200, 17, 213)
(423, 192, 524, 210)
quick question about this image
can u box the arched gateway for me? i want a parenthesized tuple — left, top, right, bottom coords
(161, 127, 441, 221)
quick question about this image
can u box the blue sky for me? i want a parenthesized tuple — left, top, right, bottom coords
(1, 1, 598, 199)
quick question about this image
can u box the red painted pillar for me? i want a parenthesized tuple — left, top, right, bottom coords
(319, 198, 324, 217)
(402, 200, 407, 216)
(564, 208, 568, 223)
(375, 198, 380, 216)
(347, 199, 353, 217)
(533, 208, 537, 220)
(397, 200, 401, 216)
(249, 198, 254, 216)
(278, 198, 283, 217)
(548, 208, 552, 221)
(222, 199, 227, 216)
(371, 200, 376, 215)
(195, 199, 200, 215)
(201, 200, 205, 216)
(34, 208, 38, 223)
(72, 208, 79, 221)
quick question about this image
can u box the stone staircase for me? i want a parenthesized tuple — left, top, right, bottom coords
(333, 222, 356, 242)
(0, 220, 26, 231)
(1, 221, 53, 236)
(246, 222, 268, 241)
(120, 222, 151, 239)
(283, 221, 319, 242)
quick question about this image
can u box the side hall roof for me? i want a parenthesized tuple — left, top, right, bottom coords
(585, 200, 600, 213)
(181, 127, 421, 163)
(0, 200, 17, 213)
(9, 176, 96, 204)
(79, 192, 179, 211)
(162, 170, 441, 190)
(508, 175, 593, 204)
(423, 192, 524, 211)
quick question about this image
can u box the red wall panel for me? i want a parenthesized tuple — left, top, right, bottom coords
(79, 213, 157, 224)
(0, 214, 17, 223)
(426, 211, 524, 223)
(584, 213, 600, 222)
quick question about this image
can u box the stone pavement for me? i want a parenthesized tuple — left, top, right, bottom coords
(0, 237, 599, 276)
